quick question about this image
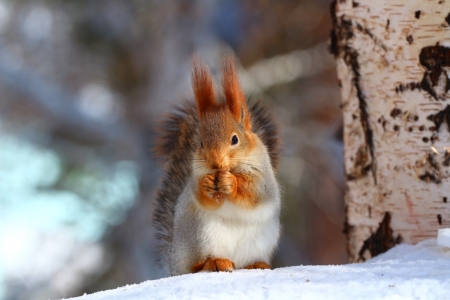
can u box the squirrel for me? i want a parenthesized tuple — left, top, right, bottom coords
(152, 57, 281, 276)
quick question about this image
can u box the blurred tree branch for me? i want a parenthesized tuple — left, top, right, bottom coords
(0, 43, 134, 147)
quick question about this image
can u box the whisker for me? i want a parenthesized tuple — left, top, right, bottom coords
(192, 165, 208, 173)
(220, 148, 233, 163)
(192, 159, 207, 162)
(242, 153, 264, 157)
(229, 159, 259, 166)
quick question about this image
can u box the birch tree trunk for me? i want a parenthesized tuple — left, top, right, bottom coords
(330, 0, 450, 262)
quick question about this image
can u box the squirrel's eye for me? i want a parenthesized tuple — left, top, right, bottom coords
(231, 135, 238, 145)
(200, 141, 203, 149)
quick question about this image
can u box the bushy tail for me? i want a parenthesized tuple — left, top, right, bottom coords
(152, 99, 280, 266)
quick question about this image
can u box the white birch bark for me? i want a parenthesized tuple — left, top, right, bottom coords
(331, 0, 450, 262)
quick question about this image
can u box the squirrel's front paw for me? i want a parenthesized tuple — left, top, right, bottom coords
(199, 174, 224, 207)
(201, 174, 216, 194)
(216, 171, 236, 195)
(191, 258, 235, 273)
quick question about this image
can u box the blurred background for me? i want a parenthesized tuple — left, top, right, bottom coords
(0, 0, 344, 299)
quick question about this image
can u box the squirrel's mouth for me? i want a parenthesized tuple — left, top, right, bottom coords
(208, 166, 230, 173)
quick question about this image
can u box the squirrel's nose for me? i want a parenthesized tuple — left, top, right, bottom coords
(207, 151, 226, 170)
(209, 159, 224, 170)
(211, 162, 229, 171)
(207, 150, 228, 171)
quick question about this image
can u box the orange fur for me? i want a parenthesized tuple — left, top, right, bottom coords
(221, 57, 251, 130)
(191, 258, 235, 273)
(192, 57, 216, 120)
(197, 171, 258, 210)
(209, 171, 258, 209)
(242, 131, 257, 155)
(244, 262, 271, 270)
(229, 172, 258, 209)
(190, 260, 206, 273)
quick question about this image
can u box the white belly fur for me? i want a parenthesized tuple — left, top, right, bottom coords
(197, 200, 280, 268)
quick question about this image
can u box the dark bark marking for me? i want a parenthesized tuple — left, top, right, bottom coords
(406, 35, 414, 45)
(430, 133, 439, 143)
(427, 105, 450, 132)
(444, 197, 447, 203)
(395, 46, 450, 100)
(358, 212, 402, 262)
(329, 15, 354, 57)
(354, 22, 387, 52)
(386, 19, 390, 30)
(427, 153, 439, 171)
(415, 11, 421, 19)
(419, 172, 441, 183)
(328, 1, 342, 57)
(395, 82, 421, 94)
(352, 1, 359, 7)
(329, 2, 378, 184)
(378, 116, 387, 131)
(343, 205, 353, 257)
(420, 46, 450, 100)
(345, 48, 377, 183)
(437, 214, 443, 225)
(404, 113, 418, 122)
(393, 125, 399, 131)
(343, 219, 352, 235)
(446, 13, 450, 26)
(444, 149, 450, 166)
(390, 108, 402, 118)
(430, 133, 438, 143)
(422, 137, 429, 143)
(419, 125, 425, 131)
(346, 145, 372, 180)
(417, 153, 442, 184)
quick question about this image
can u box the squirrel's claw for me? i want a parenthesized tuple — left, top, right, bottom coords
(202, 174, 216, 193)
(216, 171, 236, 195)
(191, 257, 235, 273)
(244, 262, 271, 270)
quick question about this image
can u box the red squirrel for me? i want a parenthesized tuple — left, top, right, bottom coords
(153, 57, 281, 275)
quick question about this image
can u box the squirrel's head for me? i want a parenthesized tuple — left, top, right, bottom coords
(192, 57, 256, 172)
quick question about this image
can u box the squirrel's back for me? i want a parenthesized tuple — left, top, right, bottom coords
(152, 98, 280, 268)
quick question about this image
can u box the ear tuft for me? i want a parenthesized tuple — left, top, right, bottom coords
(192, 56, 216, 119)
(221, 57, 251, 129)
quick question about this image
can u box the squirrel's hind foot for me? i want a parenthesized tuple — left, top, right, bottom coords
(244, 262, 271, 270)
(191, 258, 235, 273)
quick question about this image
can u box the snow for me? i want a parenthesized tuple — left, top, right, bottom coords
(437, 228, 450, 248)
(66, 239, 450, 300)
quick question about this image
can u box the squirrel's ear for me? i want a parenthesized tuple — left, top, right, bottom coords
(192, 56, 216, 120)
(222, 57, 251, 130)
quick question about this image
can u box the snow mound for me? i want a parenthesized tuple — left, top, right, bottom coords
(66, 239, 450, 300)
